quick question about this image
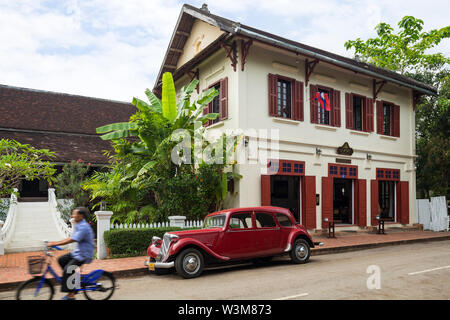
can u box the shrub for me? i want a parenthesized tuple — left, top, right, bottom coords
(104, 227, 183, 256)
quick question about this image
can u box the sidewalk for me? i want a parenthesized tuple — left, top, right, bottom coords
(1, 229, 450, 291)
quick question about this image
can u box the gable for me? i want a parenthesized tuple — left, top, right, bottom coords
(177, 19, 225, 68)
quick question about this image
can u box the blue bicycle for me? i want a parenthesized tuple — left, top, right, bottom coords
(16, 243, 116, 300)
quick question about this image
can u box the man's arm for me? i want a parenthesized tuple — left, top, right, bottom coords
(47, 238, 75, 247)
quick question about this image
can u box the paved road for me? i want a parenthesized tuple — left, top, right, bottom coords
(2, 240, 450, 300)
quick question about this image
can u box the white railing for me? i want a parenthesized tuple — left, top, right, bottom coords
(48, 188, 73, 239)
(110, 219, 204, 230)
(0, 188, 19, 254)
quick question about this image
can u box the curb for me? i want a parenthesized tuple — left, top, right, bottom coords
(1, 235, 450, 293)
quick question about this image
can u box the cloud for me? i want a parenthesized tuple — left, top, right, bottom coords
(0, 0, 448, 102)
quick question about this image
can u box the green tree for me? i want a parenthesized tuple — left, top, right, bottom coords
(345, 16, 450, 74)
(0, 139, 56, 197)
(84, 73, 241, 223)
(345, 16, 450, 199)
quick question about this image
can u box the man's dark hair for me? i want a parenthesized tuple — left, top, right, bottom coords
(74, 207, 90, 219)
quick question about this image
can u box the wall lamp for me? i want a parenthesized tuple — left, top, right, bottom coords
(366, 153, 372, 160)
(316, 148, 322, 156)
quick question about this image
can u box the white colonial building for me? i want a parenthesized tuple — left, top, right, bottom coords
(153, 4, 437, 232)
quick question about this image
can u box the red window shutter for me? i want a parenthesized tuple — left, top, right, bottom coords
(366, 97, 374, 132)
(293, 80, 304, 121)
(261, 175, 271, 206)
(219, 77, 228, 120)
(268, 74, 277, 116)
(345, 93, 353, 129)
(321, 177, 333, 226)
(357, 179, 367, 227)
(310, 85, 318, 123)
(371, 179, 379, 226)
(393, 104, 400, 137)
(332, 89, 341, 127)
(302, 176, 316, 229)
(398, 181, 409, 224)
(376, 101, 383, 134)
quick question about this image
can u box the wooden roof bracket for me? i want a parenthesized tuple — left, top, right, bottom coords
(305, 59, 319, 86)
(373, 79, 387, 100)
(240, 39, 253, 71)
(220, 40, 238, 72)
(412, 90, 424, 110)
(186, 68, 200, 93)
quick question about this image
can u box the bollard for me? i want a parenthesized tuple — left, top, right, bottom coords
(95, 211, 113, 259)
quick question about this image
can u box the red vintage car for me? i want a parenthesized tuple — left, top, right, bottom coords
(145, 206, 323, 278)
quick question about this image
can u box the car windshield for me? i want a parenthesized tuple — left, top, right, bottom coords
(203, 214, 226, 228)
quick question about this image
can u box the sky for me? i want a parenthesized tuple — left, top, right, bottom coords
(0, 0, 449, 103)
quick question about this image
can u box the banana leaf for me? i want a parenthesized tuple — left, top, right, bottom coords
(162, 72, 177, 122)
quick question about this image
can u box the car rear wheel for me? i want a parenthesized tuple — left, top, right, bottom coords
(175, 248, 204, 279)
(290, 239, 311, 264)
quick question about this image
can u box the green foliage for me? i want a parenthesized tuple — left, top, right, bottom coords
(85, 72, 242, 224)
(345, 16, 450, 74)
(0, 139, 56, 197)
(54, 160, 92, 222)
(104, 227, 183, 256)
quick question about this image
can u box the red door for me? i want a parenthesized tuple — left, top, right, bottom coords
(322, 177, 333, 227)
(220, 212, 257, 259)
(357, 179, 367, 227)
(261, 175, 270, 206)
(397, 181, 409, 224)
(254, 212, 282, 255)
(371, 180, 379, 226)
(302, 176, 316, 229)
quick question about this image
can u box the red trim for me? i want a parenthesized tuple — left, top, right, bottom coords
(322, 176, 333, 224)
(376, 168, 400, 181)
(268, 159, 305, 176)
(371, 179, 379, 226)
(303, 176, 316, 229)
(328, 163, 358, 179)
(356, 179, 367, 227)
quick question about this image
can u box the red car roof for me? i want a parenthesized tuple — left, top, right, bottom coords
(206, 206, 292, 217)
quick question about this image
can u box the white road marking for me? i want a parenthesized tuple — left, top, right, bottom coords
(408, 265, 450, 276)
(275, 293, 309, 300)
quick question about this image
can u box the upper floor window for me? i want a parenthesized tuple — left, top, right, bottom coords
(268, 74, 304, 121)
(310, 84, 341, 127)
(202, 77, 228, 127)
(376, 101, 399, 137)
(345, 93, 374, 132)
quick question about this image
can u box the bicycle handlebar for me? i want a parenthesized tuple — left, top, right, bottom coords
(52, 246, 62, 251)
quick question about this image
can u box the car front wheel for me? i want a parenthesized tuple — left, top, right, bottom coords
(290, 239, 311, 264)
(175, 248, 204, 279)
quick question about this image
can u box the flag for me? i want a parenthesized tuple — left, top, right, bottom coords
(314, 92, 330, 111)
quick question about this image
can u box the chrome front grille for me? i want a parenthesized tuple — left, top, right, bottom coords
(159, 233, 171, 262)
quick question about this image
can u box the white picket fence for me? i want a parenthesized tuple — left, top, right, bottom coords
(110, 220, 204, 230)
(417, 196, 449, 232)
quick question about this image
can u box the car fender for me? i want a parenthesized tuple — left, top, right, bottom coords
(169, 238, 230, 261)
(286, 229, 314, 249)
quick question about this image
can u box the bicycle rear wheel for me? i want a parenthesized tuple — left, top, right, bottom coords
(82, 271, 115, 300)
(16, 277, 54, 300)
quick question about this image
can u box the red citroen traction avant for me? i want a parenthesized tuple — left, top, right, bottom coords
(145, 206, 323, 279)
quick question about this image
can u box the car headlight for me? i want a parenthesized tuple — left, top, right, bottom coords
(152, 236, 162, 244)
(167, 234, 179, 241)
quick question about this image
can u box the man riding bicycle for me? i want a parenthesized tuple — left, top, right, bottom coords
(47, 207, 94, 300)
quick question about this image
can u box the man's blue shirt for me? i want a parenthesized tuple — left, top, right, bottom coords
(70, 219, 94, 263)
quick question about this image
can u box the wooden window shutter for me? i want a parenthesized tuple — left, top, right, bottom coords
(332, 89, 341, 127)
(398, 181, 409, 224)
(293, 80, 304, 121)
(392, 104, 400, 137)
(345, 93, 353, 129)
(322, 177, 333, 225)
(357, 179, 367, 227)
(261, 175, 271, 206)
(376, 101, 383, 134)
(309, 85, 318, 123)
(219, 77, 228, 120)
(371, 179, 379, 226)
(302, 176, 316, 229)
(365, 97, 374, 132)
(268, 74, 277, 116)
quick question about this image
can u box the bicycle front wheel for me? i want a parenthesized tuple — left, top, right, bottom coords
(16, 277, 54, 300)
(82, 271, 115, 300)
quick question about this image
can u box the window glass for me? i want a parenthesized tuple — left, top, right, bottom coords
(204, 214, 226, 228)
(353, 96, 363, 130)
(229, 213, 253, 229)
(277, 79, 291, 118)
(276, 213, 292, 227)
(255, 212, 277, 228)
(318, 88, 330, 125)
(211, 83, 221, 124)
(383, 103, 391, 135)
